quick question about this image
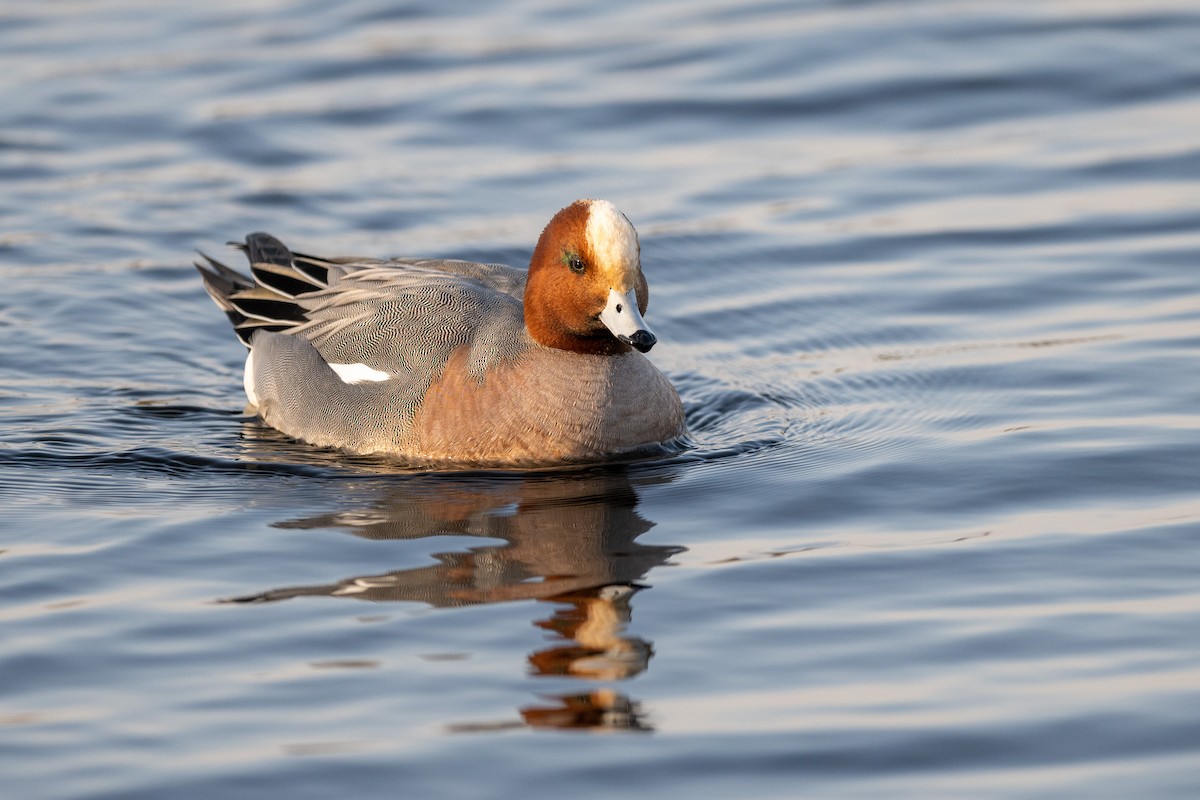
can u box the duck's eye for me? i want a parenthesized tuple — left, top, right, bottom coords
(563, 252, 586, 274)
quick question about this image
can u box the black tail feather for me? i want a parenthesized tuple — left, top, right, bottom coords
(194, 234, 327, 349)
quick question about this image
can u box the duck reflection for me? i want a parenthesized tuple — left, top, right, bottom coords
(228, 468, 680, 732)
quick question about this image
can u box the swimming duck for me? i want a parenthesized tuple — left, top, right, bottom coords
(195, 199, 687, 466)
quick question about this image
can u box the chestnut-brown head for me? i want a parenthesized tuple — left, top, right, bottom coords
(524, 199, 654, 355)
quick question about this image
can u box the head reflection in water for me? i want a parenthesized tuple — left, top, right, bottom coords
(224, 469, 681, 733)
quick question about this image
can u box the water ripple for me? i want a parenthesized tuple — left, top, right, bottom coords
(3, 0, 1200, 797)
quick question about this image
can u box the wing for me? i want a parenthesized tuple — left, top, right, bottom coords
(196, 232, 532, 380)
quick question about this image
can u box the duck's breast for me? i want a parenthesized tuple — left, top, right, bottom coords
(411, 346, 686, 464)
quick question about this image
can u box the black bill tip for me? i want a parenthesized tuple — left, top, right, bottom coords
(620, 329, 657, 353)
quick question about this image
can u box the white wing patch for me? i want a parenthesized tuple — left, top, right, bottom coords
(330, 362, 391, 384)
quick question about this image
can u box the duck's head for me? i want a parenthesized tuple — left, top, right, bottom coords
(525, 199, 655, 356)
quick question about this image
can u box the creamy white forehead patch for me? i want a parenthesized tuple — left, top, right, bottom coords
(584, 199, 639, 285)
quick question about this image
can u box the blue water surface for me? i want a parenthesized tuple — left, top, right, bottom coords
(2, 1, 1199, 798)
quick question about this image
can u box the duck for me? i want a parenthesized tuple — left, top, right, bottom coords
(195, 199, 687, 467)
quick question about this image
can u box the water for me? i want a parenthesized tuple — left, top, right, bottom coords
(3, 0, 1199, 797)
